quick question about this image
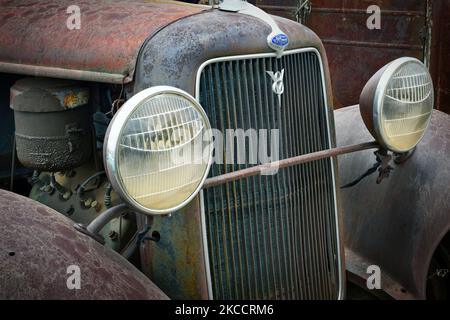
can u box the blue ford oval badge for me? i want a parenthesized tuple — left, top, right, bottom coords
(271, 33, 289, 47)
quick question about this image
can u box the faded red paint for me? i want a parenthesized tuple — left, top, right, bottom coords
(0, 0, 206, 80)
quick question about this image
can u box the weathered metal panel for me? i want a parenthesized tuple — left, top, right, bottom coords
(139, 197, 210, 300)
(336, 105, 450, 299)
(0, 189, 169, 300)
(255, 0, 427, 109)
(0, 0, 206, 83)
(134, 10, 334, 103)
(430, 0, 450, 114)
(134, 9, 342, 299)
(345, 248, 416, 300)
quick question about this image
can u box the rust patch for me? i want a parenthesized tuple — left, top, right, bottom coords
(0, 0, 206, 81)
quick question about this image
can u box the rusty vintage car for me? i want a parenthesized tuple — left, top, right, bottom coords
(0, 0, 449, 300)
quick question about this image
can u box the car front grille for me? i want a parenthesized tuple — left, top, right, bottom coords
(197, 49, 341, 300)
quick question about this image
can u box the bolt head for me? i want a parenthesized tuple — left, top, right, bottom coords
(84, 198, 93, 207)
(91, 200, 102, 212)
(108, 230, 118, 240)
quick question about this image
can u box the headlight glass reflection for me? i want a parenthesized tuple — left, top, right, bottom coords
(106, 87, 212, 215)
(378, 60, 434, 152)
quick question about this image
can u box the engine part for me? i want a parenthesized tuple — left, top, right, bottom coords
(30, 164, 136, 253)
(10, 77, 93, 171)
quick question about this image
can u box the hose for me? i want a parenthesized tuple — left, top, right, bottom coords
(86, 203, 129, 235)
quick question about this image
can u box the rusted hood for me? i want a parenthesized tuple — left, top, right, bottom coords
(0, 0, 207, 83)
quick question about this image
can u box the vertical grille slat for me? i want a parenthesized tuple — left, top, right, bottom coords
(222, 61, 240, 300)
(204, 66, 224, 297)
(307, 55, 327, 298)
(274, 56, 293, 300)
(199, 50, 341, 300)
(249, 60, 263, 298)
(227, 61, 246, 300)
(261, 58, 280, 299)
(254, 59, 274, 299)
(234, 61, 254, 298)
(287, 53, 306, 299)
(241, 60, 261, 299)
(259, 59, 280, 300)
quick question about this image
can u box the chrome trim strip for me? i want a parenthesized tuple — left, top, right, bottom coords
(199, 190, 214, 300)
(195, 47, 345, 300)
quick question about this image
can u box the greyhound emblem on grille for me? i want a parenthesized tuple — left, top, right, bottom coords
(266, 69, 285, 106)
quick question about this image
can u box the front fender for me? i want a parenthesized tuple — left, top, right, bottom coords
(335, 106, 450, 299)
(0, 189, 168, 300)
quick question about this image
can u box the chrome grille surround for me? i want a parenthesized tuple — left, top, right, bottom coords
(195, 48, 344, 300)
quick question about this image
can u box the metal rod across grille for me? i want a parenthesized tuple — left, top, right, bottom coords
(196, 48, 342, 300)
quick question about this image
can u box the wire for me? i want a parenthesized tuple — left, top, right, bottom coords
(104, 183, 113, 208)
(106, 75, 127, 117)
(77, 171, 106, 203)
(341, 161, 381, 189)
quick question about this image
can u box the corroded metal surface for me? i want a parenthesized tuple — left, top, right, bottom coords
(134, 9, 343, 299)
(134, 9, 334, 106)
(13, 107, 93, 171)
(0, 0, 206, 83)
(345, 248, 415, 300)
(0, 189, 168, 300)
(140, 196, 210, 300)
(430, 0, 450, 114)
(29, 165, 132, 253)
(11, 78, 93, 171)
(336, 105, 450, 299)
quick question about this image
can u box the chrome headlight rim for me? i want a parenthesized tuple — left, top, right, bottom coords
(104, 85, 213, 216)
(373, 57, 434, 153)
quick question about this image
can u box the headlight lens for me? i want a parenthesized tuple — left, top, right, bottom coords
(360, 58, 434, 153)
(105, 86, 212, 215)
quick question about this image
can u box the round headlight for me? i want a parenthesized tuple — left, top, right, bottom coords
(360, 57, 434, 153)
(104, 86, 213, 215)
